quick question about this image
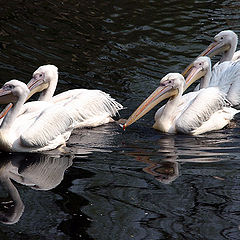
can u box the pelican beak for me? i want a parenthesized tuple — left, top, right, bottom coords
(0, 87, 19, 119)
(0, 103, 13, 119)
(26, 73, 49, 100)
(0, 88, 17, 104)
(181, 41, 231, 78)
(184, 65, 207, 91)
(200, 40, 231, 58)
(123, 85, 178, 129)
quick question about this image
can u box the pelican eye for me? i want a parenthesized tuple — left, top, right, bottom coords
(4, 84, 14, 90)
(162, 80, 171, 86)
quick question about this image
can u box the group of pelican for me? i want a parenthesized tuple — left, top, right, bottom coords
(124, 30, 240, 135)
(0, 65, 123, 152)
(0, 30, 240, 153)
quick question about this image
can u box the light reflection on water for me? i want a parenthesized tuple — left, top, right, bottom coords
(1, 0, 240, 239)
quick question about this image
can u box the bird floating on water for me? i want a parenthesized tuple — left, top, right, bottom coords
(123, 73, 239, 135)
(182, 30, 240, 77)
(189, 56, 240, 107)
(0, 80, 75, 152)
(26, 65, 123, 128)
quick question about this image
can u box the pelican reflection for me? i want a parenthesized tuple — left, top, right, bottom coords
(0, 153, 73, 224)
(126, 134, 229, 184)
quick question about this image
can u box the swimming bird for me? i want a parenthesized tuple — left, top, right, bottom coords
(202, 30, 240, 64)
(0, 80, 75, 152)
(26, 65, 123, 128)
(182, 30, 240, 77)
(189, 56, 240, 107)
(123, 73, 238, 135)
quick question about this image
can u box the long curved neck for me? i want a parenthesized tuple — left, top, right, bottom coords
(156, 87, 183, 132)
(199, 68, 212, 89)
(38, 74, 58, 101)
(220, 39, 237, 64)
(162, 92, 182, 120)
(1, 95, 26, 130)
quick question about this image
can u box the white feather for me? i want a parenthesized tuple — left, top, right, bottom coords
(20, 105, 74, 149)
(31, 65, 124, 128)
(152, 74, 239, 135)
(0, 81, 75, 152)
(52, 89, 123, 128)
(176, 87, 233, 134)
(194, 59, 240, 106)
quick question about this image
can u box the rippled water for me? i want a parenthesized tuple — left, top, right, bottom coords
(1, 0, 240, 239)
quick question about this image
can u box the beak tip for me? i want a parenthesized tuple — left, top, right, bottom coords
(123, 124, 126, 131)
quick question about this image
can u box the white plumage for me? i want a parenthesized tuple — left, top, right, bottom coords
(0, 80, 75, 152)
(192, 56, 240, 107)
(124, 73, 239, 135)
(181, 30, 240, 79)
(27, 65, 123, 128)
(201, 30, 240, 65)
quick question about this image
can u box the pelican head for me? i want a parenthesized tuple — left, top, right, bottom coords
(123, 73, 185, 129)
(200, 30, 238, 61)
(184, 56, 211, 90)
(182, 30, 237, 77)
(0, 80, 29, 104)
(27, 65, 58, 99)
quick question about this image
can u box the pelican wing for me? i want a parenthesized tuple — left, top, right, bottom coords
(210, 61, 234, 86)
(20, 105, 74, 150)
(194, 61, 240, 91)
(154, 91, 199, 122)
(232, 50, 240, 62)
(176, 87, 230, 134)
(214, 61, 240, 106)
(54, 89, 123, 128)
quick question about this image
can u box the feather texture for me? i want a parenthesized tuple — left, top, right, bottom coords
(151, 73, 239, 135)
(53, 89, 123, 128)
(30, 65, 124, 129)
(194, 59, 240, 106)
(20, 105, 74, 150)
(176, 87, 231, 134)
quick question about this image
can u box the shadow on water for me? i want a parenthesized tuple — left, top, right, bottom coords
(1, 0, 240, 239)
(0, 152, 73, 224)
(0, 151, 95, 239)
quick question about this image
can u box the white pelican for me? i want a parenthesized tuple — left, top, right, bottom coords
(182, 30, 240, 77)
(26, 65, 123, 128)
(190, 56, 240, 106)
(0, 80, 75, 152)
(202, 30, 240, 64)
(123, 73, 239, 135)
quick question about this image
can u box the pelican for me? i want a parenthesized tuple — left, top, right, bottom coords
(0, 153, 73, 224)
(25, 65, 123, 128)
(0, 80, 75, 152)
(190, 56, 240, 106)
(182, 30, 240, 77)
(202, 30, 240, 64)
(123, 73, 239, 135)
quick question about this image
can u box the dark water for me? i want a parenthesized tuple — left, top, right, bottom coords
(1, 0, 240, 239)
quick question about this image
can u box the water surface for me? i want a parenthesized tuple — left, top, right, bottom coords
(1, 0, 240, 239)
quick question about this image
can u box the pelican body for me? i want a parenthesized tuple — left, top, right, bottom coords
(27, 65, 123, 128)
(123, 73, 239, 135)
(190, 56, 240, 107)
(182, 30, 240, 78)
(0, 80, 75, 152)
